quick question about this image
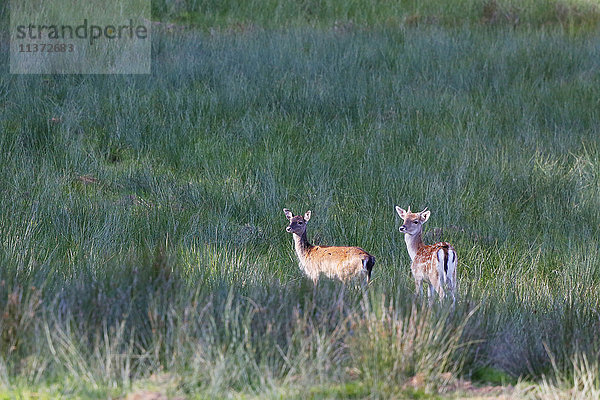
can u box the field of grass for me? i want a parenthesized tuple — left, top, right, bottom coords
(152, 0, 600, 31)
(1, 1, 600, 398)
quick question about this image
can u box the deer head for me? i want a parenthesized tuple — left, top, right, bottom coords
(396, 206, 430, 236)
(284, 208, 312, 236)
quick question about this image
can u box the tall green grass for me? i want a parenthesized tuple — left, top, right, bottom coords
(1, 21, 600, 397)
(150, 0, 600, 31)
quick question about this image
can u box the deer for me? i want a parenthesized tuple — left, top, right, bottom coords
(395, 206, 457, 305)
(283, 208, 375, 286)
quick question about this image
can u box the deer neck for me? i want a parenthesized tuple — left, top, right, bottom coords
(404, 231, 425, 261)
(293, 231, 312, 261)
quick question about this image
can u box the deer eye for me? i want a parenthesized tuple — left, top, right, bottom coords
(298, 222, 303, 225)
(413, 220, 419, 224)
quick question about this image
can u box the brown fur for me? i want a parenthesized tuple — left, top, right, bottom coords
(284, 209, 375, 285)
(396, 206, 458, 304)
(303, 245, 373, 283)
(411, 242, 456, 299)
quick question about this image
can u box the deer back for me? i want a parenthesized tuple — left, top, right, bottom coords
(304, 245, 372, 281)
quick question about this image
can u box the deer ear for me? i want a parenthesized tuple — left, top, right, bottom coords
(395, 206, 407, 219)
(420, 210, 431, 223)
(283, 208, 293, 221)
(304, 210, 312, 222)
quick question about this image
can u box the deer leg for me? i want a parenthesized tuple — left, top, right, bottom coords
(336, 283, 345, 313)
(427, 282, 436, 306)
(435, 280, 446, 302)
(448, 281, 456, 308)
(423, 277, 442, 306)
(415, 278, 423, 297)
(359, 274, 368, 292)
(427, 283, 435, 299)
(311, 275, 318, 298)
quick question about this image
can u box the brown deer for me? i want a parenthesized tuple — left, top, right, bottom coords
(395, 206, 457, 305)
(284, 208, 375, 285)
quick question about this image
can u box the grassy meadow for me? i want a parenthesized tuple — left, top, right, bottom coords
(1, 0, 600, 398)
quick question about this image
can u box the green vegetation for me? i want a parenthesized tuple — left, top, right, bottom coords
(1, 0, 600, 398)
(152, 0, 600, 31)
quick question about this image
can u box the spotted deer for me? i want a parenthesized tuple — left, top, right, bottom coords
(395, 206, 457, 305)
(284, 208, 375, 285)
